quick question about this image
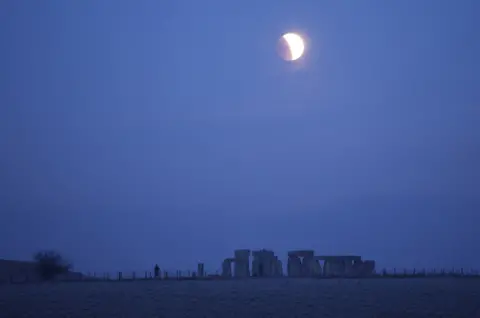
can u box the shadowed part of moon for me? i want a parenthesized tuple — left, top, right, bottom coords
(277, 37, 292, 61)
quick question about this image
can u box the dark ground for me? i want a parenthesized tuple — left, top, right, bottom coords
(1, 278, 479, 317)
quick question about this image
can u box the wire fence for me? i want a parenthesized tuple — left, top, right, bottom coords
(376, 267, 480, 278)
(80, 269, 222, 282)
(2, 267, 480, 285)
(0, 269, 222, 284)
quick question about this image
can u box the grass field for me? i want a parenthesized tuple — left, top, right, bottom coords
(1, 278, 479, 317)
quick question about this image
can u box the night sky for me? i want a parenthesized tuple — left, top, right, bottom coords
(1, 0, 479, 274)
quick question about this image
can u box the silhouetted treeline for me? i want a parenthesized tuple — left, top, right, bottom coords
(33, 250, 72, 281)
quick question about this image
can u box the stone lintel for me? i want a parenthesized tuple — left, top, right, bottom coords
(314, 255, 362, 262)
(288, 250, 315, 257)
(234, 249, 251, 258)
(252, 249, 275, 257)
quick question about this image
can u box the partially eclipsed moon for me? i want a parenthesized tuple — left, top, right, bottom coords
(277, 33, 305, 61)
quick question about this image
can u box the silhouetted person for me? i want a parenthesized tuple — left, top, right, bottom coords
(154, 264, 160, 278)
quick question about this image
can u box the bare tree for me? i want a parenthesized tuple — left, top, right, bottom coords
(33, 250, 72, 281)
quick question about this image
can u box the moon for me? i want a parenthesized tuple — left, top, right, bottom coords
(277, 33, 305, 61)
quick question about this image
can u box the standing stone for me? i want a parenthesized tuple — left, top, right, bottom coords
(272, 256, 284, 277)
(288, 250, 314, 277)
(287, 255, 302, 277)
(265, 250, 275, 277)
(271, 256, 281, 277)
(324, 258, 346, 276)
(222, 258, 234, 278)
(302, 255, 316, 277)
(252, 256, 260, 277)
(323, 259, 331, 276)
(252, 249, 280, 277)
(234, 249, 251, 278)
(197, 263, 205, 278)
(312, 259, 322, 276)
(252, 250, 266, 277)
(361, 260, 375, 276)
(344, 259, 354, 276)
(263, 250, 275, 277)
(251, 250, 261, 277)
(276, 259, 284, 276)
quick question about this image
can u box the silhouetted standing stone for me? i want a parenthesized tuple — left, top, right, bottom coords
(252, 249, 282, 277)
(288, 255, 302, 277)
(197, 263, 205, 277)
(276, 259, 284, 276)
(312, 259, 322, 276)
(287, 250, 315, 277)
(234, 249, 251, 278)
(222, 258, 234, 278)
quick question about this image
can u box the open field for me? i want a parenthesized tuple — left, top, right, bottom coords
(1, 278, 479, 317)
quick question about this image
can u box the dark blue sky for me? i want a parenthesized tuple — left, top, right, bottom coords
(1, 0, 479, 274)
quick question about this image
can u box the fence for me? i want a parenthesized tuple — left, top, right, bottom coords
(0, 269, 222, 284)
(2, 268, 480, 284)
(376, 268, 480, 278)
(79, 269, 221, 282)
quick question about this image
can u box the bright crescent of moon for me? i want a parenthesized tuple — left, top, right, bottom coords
(282, 33, 305, 61)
